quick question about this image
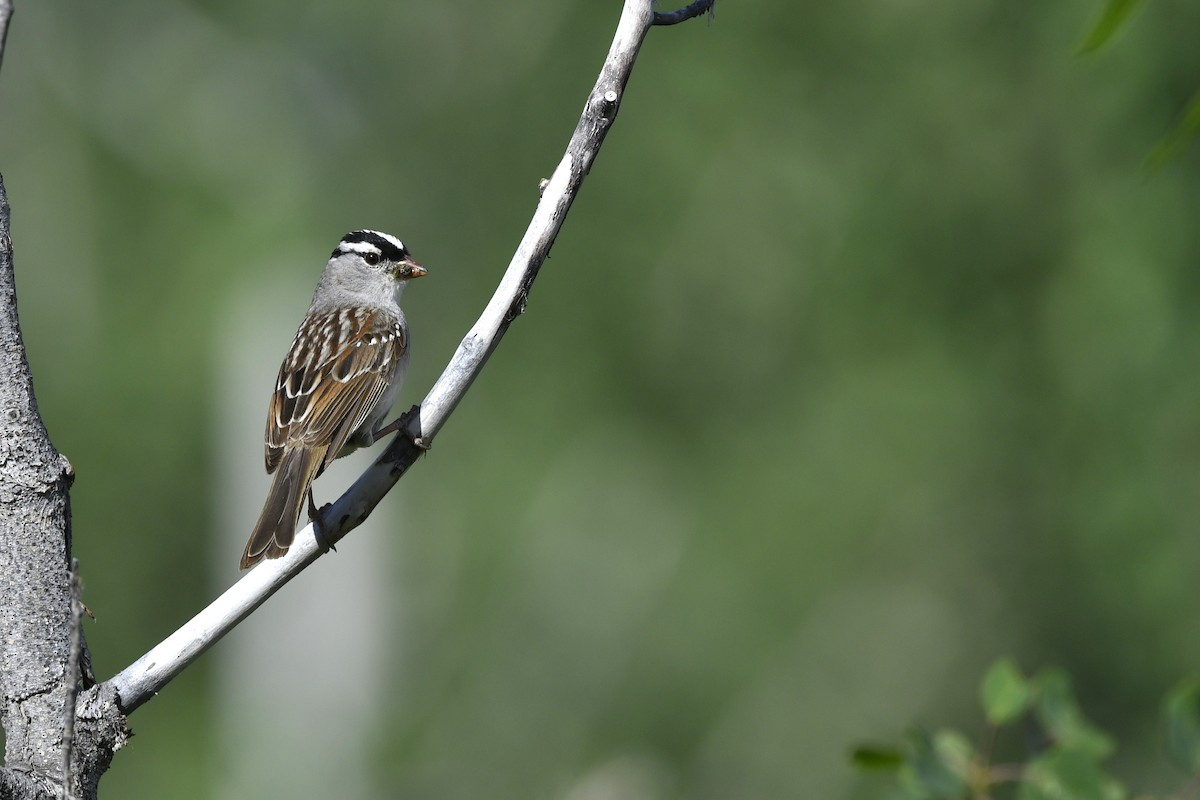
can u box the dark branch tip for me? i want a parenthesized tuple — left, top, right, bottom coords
(652, 0, 716, 26)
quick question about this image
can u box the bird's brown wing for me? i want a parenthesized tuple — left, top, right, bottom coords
(265, 307, 406, 475)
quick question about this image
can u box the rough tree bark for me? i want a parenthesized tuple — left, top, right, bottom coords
(0, 174, 76, 800)
(0, 1, 714, 796)
(0, 177, 131, 800)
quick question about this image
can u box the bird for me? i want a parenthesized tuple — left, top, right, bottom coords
(240, 230, 427, 569)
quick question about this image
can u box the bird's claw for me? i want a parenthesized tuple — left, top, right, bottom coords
(400, 405, 431, 452)
(307, 493, 337, 554)
(373, 404, 430, 452)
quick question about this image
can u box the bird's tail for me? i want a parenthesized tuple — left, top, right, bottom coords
(240, 446, 323, 569)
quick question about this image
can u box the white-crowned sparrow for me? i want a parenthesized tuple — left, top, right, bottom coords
(240, 230, 427, 569)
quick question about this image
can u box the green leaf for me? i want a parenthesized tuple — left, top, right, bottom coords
(933, 730, 974, 778)
(898, 728, 969, 800)
(851, 744, 905, 772)
(1034, 668, 1115, 759)
(1077, 0, 1147, 54)
(1145, 91, 1200, 171)
(1164, 677, 1200, 774)
(982, 658, 1031, 725)
(1018, 749, 1126, 800)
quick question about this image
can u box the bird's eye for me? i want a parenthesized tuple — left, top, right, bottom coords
(363, 251, 381, 266)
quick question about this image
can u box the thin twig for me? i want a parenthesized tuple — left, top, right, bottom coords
(107, 0, 709, 714)
(652, 0, 714, 26)
(60, 559, 84, 800)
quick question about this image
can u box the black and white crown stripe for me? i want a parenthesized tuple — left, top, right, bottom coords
(332, 230, 410, 262)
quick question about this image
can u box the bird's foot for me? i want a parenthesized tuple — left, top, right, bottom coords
(307, 492, 337, 554)
(373, 404, 431, 452)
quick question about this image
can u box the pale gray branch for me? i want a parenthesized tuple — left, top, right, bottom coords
(107, 0, 708, 715)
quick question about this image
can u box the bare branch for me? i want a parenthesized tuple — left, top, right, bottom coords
(652, 0, 714, 26)
(108, 0, 709, 714)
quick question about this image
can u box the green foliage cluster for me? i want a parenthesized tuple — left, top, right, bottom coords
(855, 661, 1200, 800)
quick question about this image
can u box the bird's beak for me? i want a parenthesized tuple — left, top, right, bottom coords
(397, 260, 427, 281)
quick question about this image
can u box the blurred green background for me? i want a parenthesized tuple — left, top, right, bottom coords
(3, 0, 1200, 797)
